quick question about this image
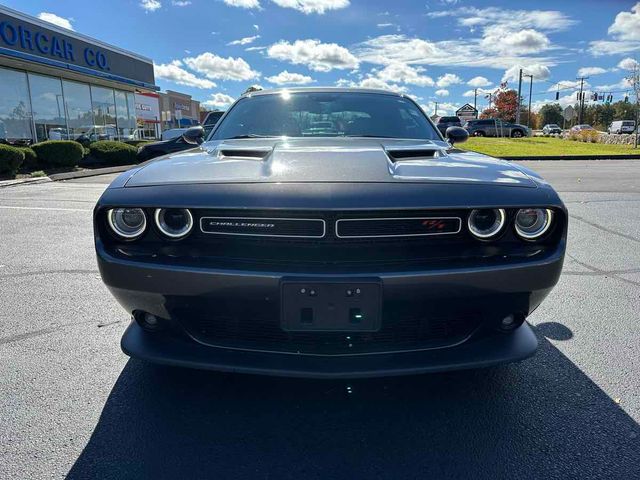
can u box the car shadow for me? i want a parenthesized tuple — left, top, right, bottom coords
(66, 326, 639, 480)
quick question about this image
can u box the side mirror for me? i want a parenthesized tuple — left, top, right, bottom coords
(183, 125, 205, 144)
(445, 126, 469, 145)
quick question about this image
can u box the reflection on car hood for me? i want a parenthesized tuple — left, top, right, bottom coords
(124, 138, 536, 188)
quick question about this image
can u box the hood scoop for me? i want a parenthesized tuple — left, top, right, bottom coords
(218, 145, 272, 160)
(384, 143, 443, 162)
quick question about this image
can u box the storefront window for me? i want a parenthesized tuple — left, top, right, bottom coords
(0, 67, 33, 143)
(28, 74, 67, 142)
(91, 86, 117, 141)
(63, 80, 94, 141)
(115, 90, 137, 140)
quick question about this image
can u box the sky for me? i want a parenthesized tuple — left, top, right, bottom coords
(5, 0, 640, 115)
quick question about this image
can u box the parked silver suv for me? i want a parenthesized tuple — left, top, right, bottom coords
(464, 119, 530, 138)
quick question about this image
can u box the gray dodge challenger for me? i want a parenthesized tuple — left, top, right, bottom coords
(94, 88, 566, 378)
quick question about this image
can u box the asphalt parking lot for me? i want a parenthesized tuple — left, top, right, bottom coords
(1, 160, 639, 479)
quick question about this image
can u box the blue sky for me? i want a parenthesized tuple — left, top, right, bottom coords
(6, 0, 640, 115)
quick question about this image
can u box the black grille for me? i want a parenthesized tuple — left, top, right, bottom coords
(336, 217, 461, 238)
(200, 217, 325, 238)
(178, 307, 482, 355)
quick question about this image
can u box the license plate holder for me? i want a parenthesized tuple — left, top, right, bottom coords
(281, 279, 382, 332)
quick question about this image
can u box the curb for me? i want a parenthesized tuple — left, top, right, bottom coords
(49, 164, 135, 181)
(0, 177, 52, 188)
(501, 154, 640, 161)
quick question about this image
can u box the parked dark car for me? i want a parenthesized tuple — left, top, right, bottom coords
(435, 116, 462, 135)
(136, 126, 204, 162)
(464, 119, 530, 138)
(202, 110, 225, 137)
(95, 88, 566, 378)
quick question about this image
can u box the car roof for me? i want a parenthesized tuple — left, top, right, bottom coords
(241, 87, 407, 98)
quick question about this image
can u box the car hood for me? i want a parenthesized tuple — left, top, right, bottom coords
(123, 138, 536, 188)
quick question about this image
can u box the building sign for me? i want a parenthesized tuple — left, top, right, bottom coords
(174, 102, 190, 111)
(135, 92, 160, 123)
(0, 7, 156, 88)
(455, 104, 478, 121)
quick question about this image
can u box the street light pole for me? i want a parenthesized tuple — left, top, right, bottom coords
(576, 76, 589, 124)
(515, 68, 523, 124)
(523, 74, 533, 127)
(473, 88, 478, 110)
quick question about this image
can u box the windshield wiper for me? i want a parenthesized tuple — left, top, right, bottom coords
(226, 134, 276, 139)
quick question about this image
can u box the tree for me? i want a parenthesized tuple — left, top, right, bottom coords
(493, 89, 519, 123)
(479, 107, 498, 119)
(538, 104, 563, 127)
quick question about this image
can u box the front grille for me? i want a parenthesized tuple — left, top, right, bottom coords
(178, 305, 482, 355)
(336, 217, 461, 238)
(200, 216, 325, 238)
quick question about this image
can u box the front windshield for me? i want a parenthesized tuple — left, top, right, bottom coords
(211, 92, 441, 141)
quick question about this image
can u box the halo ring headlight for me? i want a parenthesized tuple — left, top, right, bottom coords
(515, 208, 554, 240)
(154, 208, 193, 239)
(468, 208, 506, 240)
(107, 208, 147, 239)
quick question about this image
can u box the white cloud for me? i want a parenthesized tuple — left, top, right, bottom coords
(589, 4, 640, 56)
(377, 23, 394, 28)
(467, 76, 491, 87)
(184, 53, 260, 81)
(267, 39, 359, 72)
(202, 93, 235, 109)
(375, 63, 434, 87)
(480, 26, 550, 55)
(421, 101, 459, 116)
(265, 70, 314, 85)
(271, 0, 349, 15)
(595, 78, 633, 91)
(502, 64, 551, 83)
(37, 12, 74, 30)
(140, 0, 161, 11)
(357, 77, 406, 93)
(435, 89, 449, 96)
(589, 40, 640, 56)
(171, 0, 191, 5)
(223, 0, 260, 8)
(618, 57, 640, 71)
(436, 73, 463, 87)
(254, 24, 260, 30)
(546, 80, 585, 91)
(577, 67, 608, 77)
(463, 88, 492, 97)
(608, 2, 640, 41)
(426, 7, 576, 32)
(355, 34, 556, 70)
(227, 35, 261, 46)
(154, 60, 216, 89)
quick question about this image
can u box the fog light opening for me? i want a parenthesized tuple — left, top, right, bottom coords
(498, 313, 525, 332)
(134, 311, 162, 332)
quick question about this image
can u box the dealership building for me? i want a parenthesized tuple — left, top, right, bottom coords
(0, 5, 161, 144)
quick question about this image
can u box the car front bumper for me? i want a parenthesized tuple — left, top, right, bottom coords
(97, 240, 563, 378)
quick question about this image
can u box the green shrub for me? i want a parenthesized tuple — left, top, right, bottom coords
(0, 144, 25, 177)
(16, 147, 38, 170)
(31, 141, 84, 167)
(89, 141, 138, 165)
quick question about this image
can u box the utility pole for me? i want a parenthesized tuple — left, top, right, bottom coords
(434, 102, 439, 117)
(473, 88, 478, 110)
(515, 68, 523, 124)
(576, 76, 589, 124)
(523, 74, 533, 127)
(486, 93, 493, 109)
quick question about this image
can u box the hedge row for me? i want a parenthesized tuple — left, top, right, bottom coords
(89, 141, 138, 165)
(1, 140, 141, 177)
(0, 145, 25, 177)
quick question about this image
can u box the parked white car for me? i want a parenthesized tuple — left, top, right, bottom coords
(608, 120, 636, 134)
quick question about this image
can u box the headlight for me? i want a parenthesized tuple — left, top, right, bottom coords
(468, 208, 506, 239)
(154, 208, 193, 239)
(107, 208, 147, 239)
(515, 208, 553, 240)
